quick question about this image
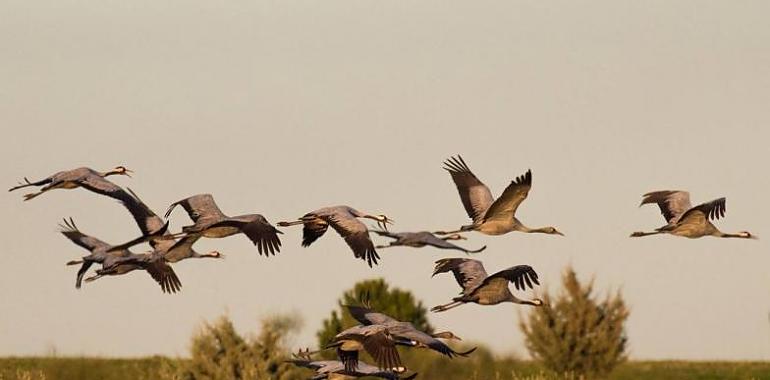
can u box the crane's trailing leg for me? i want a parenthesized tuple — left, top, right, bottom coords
(434, 225, 474, 235)
(23, 191, 46, 201)
(8, 177, 50, 192)
(463, 245, 487, 255)
(277, 220, 304, 227)
(66, 260, 83, 266)
(630, 231, 663, 237)
(156, 231, 187, 240)
(84, 274, 103, 283)
(430, 300, 463, 313)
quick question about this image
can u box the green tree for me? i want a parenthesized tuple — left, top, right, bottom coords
(519, 266, 629, 379)
(316, 278, 433, 350)
(168, 314, 305, 380)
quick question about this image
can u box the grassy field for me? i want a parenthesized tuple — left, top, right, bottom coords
(1, 357, 769, 380)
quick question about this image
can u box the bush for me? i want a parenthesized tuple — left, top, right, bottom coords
(166, 314, 305, 380)
(519, 266, 629, 379)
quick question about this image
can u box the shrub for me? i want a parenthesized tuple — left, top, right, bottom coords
(168, 314, 304, 380)
(519, 266, 629, 379)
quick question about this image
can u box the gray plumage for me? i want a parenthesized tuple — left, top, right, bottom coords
(631, 190, 755, 239)
(287, 357, 417, 380)
(59, 218, 181, 293)
(345, 305, 399, 326)
(10, 166, 169, 250)
(163, 194, 282, 256)
(372, 230, 485, 254)
(345, 305, 477, 359)
(9, 166, 132, 201)
(437, 156, 563, 237)
(430, 258, 543, 312)
(278, 206, 393, 267)
(109, 189, 222, 263)
(327, 324, 403, 373)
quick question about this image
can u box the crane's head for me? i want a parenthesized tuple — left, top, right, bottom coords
(543, 227, 564, 236)
(530, 298, 545, 307)
(207, 250, 225, 259)
(432, 331, 462, 341)
(739, 231, 758, 239)
(110, 166, 133, 177)
(442, 233, 467, 241)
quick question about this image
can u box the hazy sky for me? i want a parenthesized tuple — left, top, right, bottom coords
(2, 0, 769, 360)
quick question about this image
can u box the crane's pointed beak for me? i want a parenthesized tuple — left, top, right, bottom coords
(124, 169, 134, 178)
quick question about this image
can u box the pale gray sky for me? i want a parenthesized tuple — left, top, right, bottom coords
(1, 0, 769, 360)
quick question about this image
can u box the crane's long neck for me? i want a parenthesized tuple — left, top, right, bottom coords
(508, 294, 542, 306)
(517, 224, 549, 234)
(716, 231, 753, 239)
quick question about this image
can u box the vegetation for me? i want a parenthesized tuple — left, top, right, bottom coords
(0, 357, 170, 380)
(520, 266, 629, 379)
(2, 276, 767, 380)
(161, 314, 305, 380)
(3, 359, 770, 380)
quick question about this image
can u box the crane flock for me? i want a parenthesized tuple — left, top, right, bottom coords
(9, 155, 756, 379)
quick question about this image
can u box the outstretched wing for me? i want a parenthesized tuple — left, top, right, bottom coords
(75, 261, 94, 289)
(483, 265, 540, 291)
(482, 169, 532, 223)
(640, 190, 692, 224)
(326, 213, 380, 267)
(142, 258, 182, 294)
(114, 188, 170, 250)
(164, 194, 227, 225)
(301, 215, 329, 247)
(78, 175, 135, 204)
(390, 323, 476, 359)
(361, 330, 402, 372)
(163, 234, 202, 262)
(345, 305, 399, 326)
(210, 215, 282, 256)
(432, 258, 488, 295)
(59, 218, 111, 252)
(443, 155, 494, 224)
(677, 197, 726, 225)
